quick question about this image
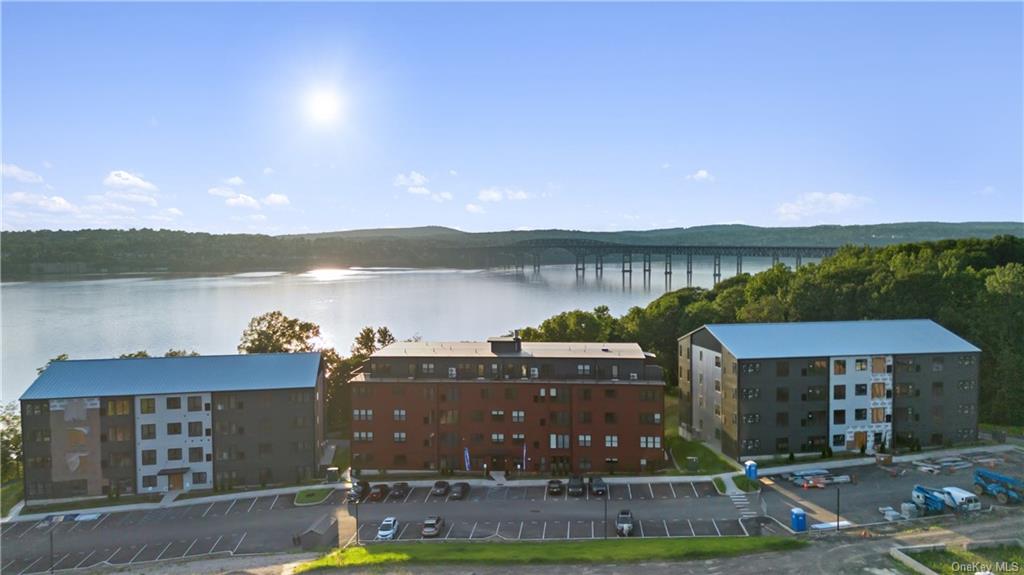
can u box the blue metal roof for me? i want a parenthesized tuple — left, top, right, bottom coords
(699, 319, 980, 360)
(20, 352, 322, 400)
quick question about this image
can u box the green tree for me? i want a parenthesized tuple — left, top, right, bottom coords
(119, 350, 150, 359)
(164, 349, 200, 357)
(1, 402, 22, 482)
(238, 311, 321, 354)
(36, 353, 69, 375)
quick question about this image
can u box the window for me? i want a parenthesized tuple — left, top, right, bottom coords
(714, 355, 722, 368)
(491, 433, 505, 444)
(855, 358, 868, 371)
(958, 379, 977, 391)
(512, 433, 525, 443)
(166, 422, 182, 435)
(640, 436, 661, 449)
(639, 413, 661, 424)
(742, 387, 761, 400)
(140, 398, 156, 414)
(776, 412, 789, 427)
(604, 435, 619, 448)
(805, 385, 826, 400)
(189, 447, 204, 462)
(353, 409, 373, 421)
(187, 396, 203, 411)
(393, 409, 407, 421)
(871, 408, 886, 423)
(872, 382, 887, 399)
(833, 385, 846, 400)
(354, 431, 373, 442)
(832, 434, 845, 447)
(803, 359, 828, 376)
(105, 399, 129, 416)
(192, 472, 207, 485)
(776, 362, 790, 377)
(491, 410, 505, 422)
(604, 389, 617, 399)
(604, 412, 617, 424)
(448, 367, 457, 378)
(611, 365, 619, 379)
(394, 432, 407, 443)
(549, 434, 569, 449)
(166, 397, 181, 409)
(421, 363, 435, 375)
(188, 421, 203, 437)
(578, 434, 592, 447)
(776, 387, 789, 402)
(257, 442, 273, 456)
(872, 357, 888, 374)
(932, 357, 944, 372)
(576, 364, 591, 375)
(530, 367, 539, 378)
(142, 475, 158, 488)
(581, 388, 592, 400)
(141, 424, 156, 440)
(741, 362, 761, 374)
(30, 429, 51, 443)
(292, 416, 309, 428)
(833, 360, 847, 375)
(25, 402, 50, 417)
(741, 439, 760, 452)
(440, 410, 459, 424)
(512, 410, 525, 423)
(854, 408, 867, 421)
(833, 410, 846, 425)
(714, 379, 721, 392)
(578, 411, 592, 424)
(141, 450, 157, 465)
(855, 383, 867, 396)
(167, 448, 182, 461)
(932, 381, 944, 397)
(776, 437, 789, 453)
(957, 355, 976, 366)
(639, 389, 658, 401)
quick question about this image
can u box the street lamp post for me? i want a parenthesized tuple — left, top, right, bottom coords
(353, 499, 360, 545)
(603, 492, 608, 540)
(836, 487, 840, 532)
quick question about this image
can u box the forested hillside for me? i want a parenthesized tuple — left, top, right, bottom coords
(519, 236, 1024, 426)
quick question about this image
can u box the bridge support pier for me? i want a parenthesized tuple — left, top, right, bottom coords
(575, 254, 585, 275)
(713, 255, 721, 286)
(532, 252, 541, 273)
(796, 254, 803, 269)
(772, 254, 780, 267)
(622, 253, 632, 275)
(642, 253, 651, 276)
(514, 254, 524, 272)
(595, 255, 603, 276)
(664, 254, 672, 275)
(736, 254, 743, 276)
(686, 254, 693, 288)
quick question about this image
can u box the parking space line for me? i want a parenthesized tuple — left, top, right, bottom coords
(156, 541, 174, 560)
(67, 520, 82, 532)
(232, 532, 247, 554)
(566, 522, 570, 538)
(638, 520, 644, 537)
(712, 519, 721, 536)
(18, 556, 42, 575)
(563, 490, 567, 501)
(591, 521, 595, 539)
(129, 544, 148, 563)
(444, 524, 454, 540)
(648, 483, 655, 499)
(74, 550, 96, 569)
(270, 495, 279, 510)
(211, 535, 223, 552)
(469, 522, 478, 538)
(103, 547, 121, 564)
(247, 498, 257, 513)
(663, 519, 669, 537)
(18, 521, 40, 538)
(398, 523, 409, 539)
(403, 489, 413, 503)
(183, 538, 198, 556)
(225, 499, 238, 515)
(518, 521, 524, 539)
(52, 552, 70, 569)
(2, 558, 17, 571)
(687, 519, 695, 536)
(739, 518, 749, 536)
(423, 490, 430, 503)
(201, 503, 215, 517)
(543, 488, 547, 501)
(692, 482, 700, 498)
(669, 483, 677, 498)
(541, 522, 547, 539)
(627, 484, 632, 499)
(91, 513, 111, 530)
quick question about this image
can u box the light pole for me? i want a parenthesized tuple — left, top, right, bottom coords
(352, 499, 360, 545)
(835, 487, 840, 532)
(603, 491, 608, 540)
(483, 463, 488, 479)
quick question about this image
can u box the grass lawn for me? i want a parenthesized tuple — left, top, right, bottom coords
(24, 494, 161, 515)
(908, 544, 1023, 575)
(2, 481, 24, 518)
(712, 477, 725, 493)
(731, 474, 760, 492)
(663, 393, 739, 475)
(295, 487, 334, 505)
(297, 537, 804, 571)
(332, 444, 351, 469)
(980, 422, 1024, 437)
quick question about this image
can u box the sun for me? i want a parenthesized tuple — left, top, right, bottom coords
(304, 88, 342, 126)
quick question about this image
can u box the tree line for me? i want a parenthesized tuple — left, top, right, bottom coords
(520, 236, 1024, 426)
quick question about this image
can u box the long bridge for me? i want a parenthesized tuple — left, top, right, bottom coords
(481, 239, 839, 286)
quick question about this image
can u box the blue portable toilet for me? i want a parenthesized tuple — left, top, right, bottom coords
(791, 508, 807, 532)
(744, 460, 758, 481)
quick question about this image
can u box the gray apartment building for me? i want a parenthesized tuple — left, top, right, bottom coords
(677, 320, 981, 461)
(20, 353, 325, 503)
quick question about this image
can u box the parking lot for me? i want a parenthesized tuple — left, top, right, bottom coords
(356, 480, 719, 505)
(0, 490, 346, 574)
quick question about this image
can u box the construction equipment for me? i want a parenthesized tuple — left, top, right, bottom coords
(973, 468, 1024, 505)
(911, 485, 947, 515)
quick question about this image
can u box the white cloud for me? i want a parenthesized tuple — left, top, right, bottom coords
(505, 189, 531, 201)
(478, 188, 505, 203)
(6, 192, 77, 213)
(207, 186, 235, 197)
(263, 193, 290, 206)
(103, 170, 158, 192)
(465, 203, 485, 214)
(225, 176, 245, 186)
(974, 185, 997, 197)
(102, 191, 158, 207)
(226, 193, 260, 209)
(431, 191, 453, 203)
(393, 171, 429, 187)
(449, 169, 459, 177)
(263, 167, 275, 176)
(407, 186, 431, 196)
(685, 169, 715, 182)
(2, 163, 45, 184)
(165, 207, 184, 217)
(775, 192, 873, 221)
(661, 162, 672, 169)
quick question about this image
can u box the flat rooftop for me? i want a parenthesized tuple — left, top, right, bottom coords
(20, 352, 322, 400)
(373, 341, 648, 360)
(697, 319, 980, 360)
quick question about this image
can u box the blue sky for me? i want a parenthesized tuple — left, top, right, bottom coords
(2, 2, 1021, 234)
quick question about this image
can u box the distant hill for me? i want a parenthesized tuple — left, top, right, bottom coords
(2, 221, 1021, 280)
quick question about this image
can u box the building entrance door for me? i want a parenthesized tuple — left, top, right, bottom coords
(854, 431, 867, 450)
(168, 473, 183, 491)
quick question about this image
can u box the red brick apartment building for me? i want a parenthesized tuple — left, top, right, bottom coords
(349, 335, 666, 474)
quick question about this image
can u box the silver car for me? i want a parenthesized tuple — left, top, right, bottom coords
(376, 517, 399, 540)
(421, 515, 445, 538)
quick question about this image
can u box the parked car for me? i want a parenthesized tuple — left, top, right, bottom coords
(391, 482, 410, 499)
(567, 475, 585, 497)
(376, 517, 399, 540)
(346, 480, 369, 502)
(547, 479, 564, 496)
(369, 484, 391, 501)
(432, 480, 451, 496)
(421, 516, 445, 538)
(450, 482, 470, 500)
(615, 510, 635, 536)
(588, 476, 608, 497)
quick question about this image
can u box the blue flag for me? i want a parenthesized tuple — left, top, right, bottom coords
(464, 447, 471, 471)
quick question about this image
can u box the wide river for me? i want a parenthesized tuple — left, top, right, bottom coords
(1, 258, 777, 400)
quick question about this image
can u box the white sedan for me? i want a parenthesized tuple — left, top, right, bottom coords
(376, 517, 399, 540)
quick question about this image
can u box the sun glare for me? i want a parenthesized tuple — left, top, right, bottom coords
(304, 88, 342, 126)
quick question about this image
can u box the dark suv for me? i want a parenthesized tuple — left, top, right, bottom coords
(588, 476, 608, 497)
(432, 480, 451, 496)
(547, 479, 564, 495)
(567, 475, 585, 497)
